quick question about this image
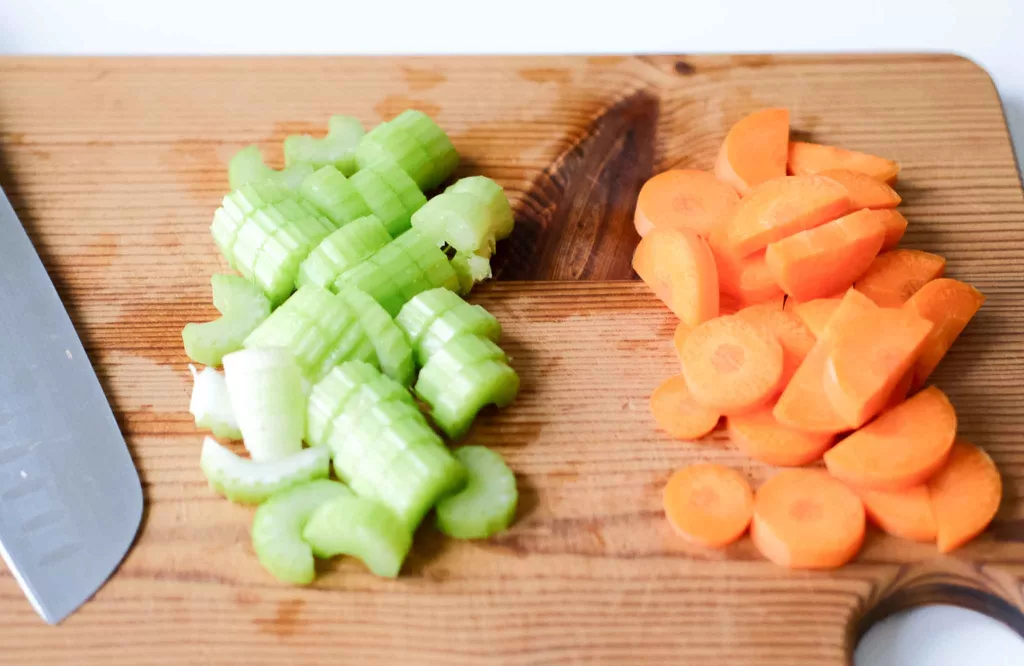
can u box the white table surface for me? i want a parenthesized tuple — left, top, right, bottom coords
(2, 1, 1022, 663)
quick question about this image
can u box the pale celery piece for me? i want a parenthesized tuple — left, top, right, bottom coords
(222, 348, 306, 461)
(349, 167, 411, 237)
(199, 436, 330, 504)
(211, 181, 293, 267)
(390, 110, 460, 189)
(366, 160, 427, 218)
(436, 446, 518, 539)
(412, 295, 501, 365)
(450, 252, 493, 295)
(302, 495, 412, 578)
(252, 479, 352, 584)
(394, 287, 466, 350)
(228, 145, 314, 191)
(356, 122, 434, 191)
(298, 165, 372, 227)
(411, 191, 497, 257)
(182, 274, 272, 367)
(338, 287, 415, 386)
(447, 176, 515, 241)
(211, 274, 272, 317)
(296, 215, 392, 290)
(188, 365, 241, 440)
(283, 115, 366, 176)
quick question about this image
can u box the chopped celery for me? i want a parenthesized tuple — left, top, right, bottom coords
(283, 115, 365, 176)
(394, 287, 465, 349)
(210, 273, 272, 318)
(222, 348, 306, 461)
(199, 436, 329, 504)
(450, 252, 493, 295)
(298, 165, 372, 227)
(251, 479, 352, 584)
(349, 168, 411, 237)
(447, 176, 515, 241)
(436, 446, 518, 539)
(228, 145, 314, 191)
(366, 160, 427, 219)
(356, 123, 434, 190)
(395, 288, 501, 365)
(182, 275, 270, 366)
(411, 191, 497, 257)
(390, 110, 460, 189)
(338, 287, 415, 386)
(211, 181, 292, 266)
(189, 365, 241, 440)
(296, 215, 391, 290)
(301, 495, 412, 578)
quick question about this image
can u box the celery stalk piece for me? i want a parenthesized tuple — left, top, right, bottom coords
(366, 160, 428, 218)
(298, 165, 372, 227)
(210, 273, 272, 318)
(411, 191, 497, 257)
(449, 252, 493, 295)
(295, 214, 391, 290)
(436, 446, 518, 539)
(394, 287, 465, 350)
(301, 495, 412, 578)
(348, 168, 411, 237)
(211, 181, 293, 267)
(417, 301, 501, 365)
(390, 110, 459, 189)
(189, 365, 241, 440)
(283, 115, 365, 176)
(338, 287, 415, 386)
(447, 176, 515, 241)
(251, 479, 352, 585)
(199, 436, 330, 504)
(222, 348, 306, 461)
(356, 123, 434, 190)
(228, 145, 314, 191)
(182, 309, 268, 367)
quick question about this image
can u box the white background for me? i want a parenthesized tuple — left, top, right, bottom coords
(2, 1, 1023, 663)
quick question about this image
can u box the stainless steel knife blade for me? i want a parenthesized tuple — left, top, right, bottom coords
(0, 185, 143, 624)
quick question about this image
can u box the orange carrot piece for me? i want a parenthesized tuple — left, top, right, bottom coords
(885, 369, 914, 409)
(824, 306, 934, 427)
(876, 210, 909, 250)
(710, 175, 851, 258)
(679, 316, 784, 414)
(728, 407, 834, 466)
(819, 169, 901, 209)
(791, 297, 841, 339)
(764, 209, 887, 301)
(650, 375, 721, 440)
(672, 322, 691, 364)
(823, 386, 956, 491)
(928, 440, 1002, 553)
(854, 484, 937, 542)
(714, 108, 790, 196)
(821, 288, 879, 339)
(855, 249, 946, 307)
(663, 463, 754, 548)
(751, 469, 865, 569)
(633, 228, 720, 327)
(714, 249, 786, 305)
(719, 290, 785, 316)
(788, 141, 900, 184)
(734, 303, 816, 387)
(634, 169, 740, 238)
(903, 278, 986, 389)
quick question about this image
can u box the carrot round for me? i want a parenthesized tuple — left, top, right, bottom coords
(855, 249, 946, 307)
(663, 463, 753, 548)
(823, 386, 957, 491)
(650, 375, 721, 440)
(734, 303, 816, 387)
(679, 316, 784, 414)
(788, 141, 900, 184)
(728, 408, 834, 466)
(876, 209, 909, 250)
(903, 278, 986, 389)
(824, 306, 934, 427)
(711, 175, 850, 258)
(928, 440, 1002, 553)
(632, 227, 720, 327)
(714, 249, 786, 306)
(634, 169, 739, 238)
(764, 209, 886, 301)
(790, 297, 841, 339)
(672, 321, 691, 364)
(714, 108, 790, 196)
(751, 469, 865, 569)
(854, 484, 937, 542)
(818, 169, 901, 209)
(885, 369, 914, 409)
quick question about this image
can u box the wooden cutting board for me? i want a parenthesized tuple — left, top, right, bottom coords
(0, 54, 1022, 665)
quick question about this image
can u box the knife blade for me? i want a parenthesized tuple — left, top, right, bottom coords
(0, 185, 143, 624)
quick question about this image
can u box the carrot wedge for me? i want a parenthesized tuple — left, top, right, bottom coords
(791, 297, 841, 339)
(715, 108, 790, 196)
(903, 278, 986, 389)
(734, 303, 816, 387)
(751, 469, 865, 569)
(672, 322, 691, 364)
(765, 209, 886, 301)
(821, 288, 878, 339)
(855, 249, 946, 307)
(823, 386, 956, 491)
(679, 316, 784, 414)
(818, 169, 901, 209)
(885, 369, 914, 409)
(728, 408, 834, 466)
(633, 227, 719, 327)
(663, 464, 753, 548)
(634, 170, 739, 238)
(854, 484, 937, 542)
(650, 375, 721, 440)
(715, 249, 786, 306)
(788, 141, 900, 183)
(876, 210, 909, 250)
(710, 175, 851, 258)
(928, 440, 1002, 553)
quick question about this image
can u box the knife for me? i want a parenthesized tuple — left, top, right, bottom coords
(0, 185, 143, 624)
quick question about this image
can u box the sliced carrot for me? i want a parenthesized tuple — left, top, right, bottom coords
(650, 375, 721, 440)
(672, 322, 691, 364)
(751, 469, 865, 569)
(854, 484, 937, 542)
(885, 369, 914, 409)
(714, 249, 786, 306)
(788, 141, 900, 184)
(821, 288, 878, 339)
(634, 169, 740, 238)
(791, 297, 841, 339)
(710, 175, 851, 258)
(823, 386, 956, 491)
(728, 408, 834, 466)
(719, 290, 784, 316)
(764, 209, 886, 301)
(824, 306, 933, 427)
(734, 303, 816, 387)
(875, 210, 908, 250)
(714, 108, 790, 196)
(679, 316, 783, 414)
(633, 227, 720, 327)
(903, 278, 986, 389)
(928, 440, 1002, 553)
(855, 249, 946, 307)
(663, 463, 753, 548)
(818, 169, 901, 209)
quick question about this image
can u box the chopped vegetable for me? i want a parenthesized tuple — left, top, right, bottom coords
(284, 115, 366, 176)
(396, 288, 501, 365)
(818, 169, 901, 209)
(714, 108, 790, 196)
(733, 303, 815, 388)
(388, 109, 460, 190)
(634, 169, 739, 238)
(855, 249, 947, 307)
(182, 273, 272, 367)
(788, 141, 900, 183)
(928, 440, 1002, 553)
(663, 463, 753, 548)
(450, 252, 492, 294)
(650, 375, 720, 440)
(436, 446, 518, 539)
(302, 495, 413, 578)
(295, 214, 392, 290)
(338, 287, 415, 386)
(632, 227, 720, 327)
(199, 436, 329, 504)
(188, 365, 241, 439)
(903, 278, 985, 388)
(714, 249, 785, 307)
(727, 408, 834, 467)
(228, 145, 314, 191)
(222, 348, 306, 461)
(412, 191, 497, 257)
(446, 176, 514, 240)
(876, 209, 909, 250)
(298, 165, 373, 227)
(853, 484, 937, 543)
(789, 297, 841, 339)
(356, 122, 435, 191)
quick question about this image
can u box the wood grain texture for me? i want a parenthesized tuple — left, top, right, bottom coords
(0, 54, 1022, 665)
